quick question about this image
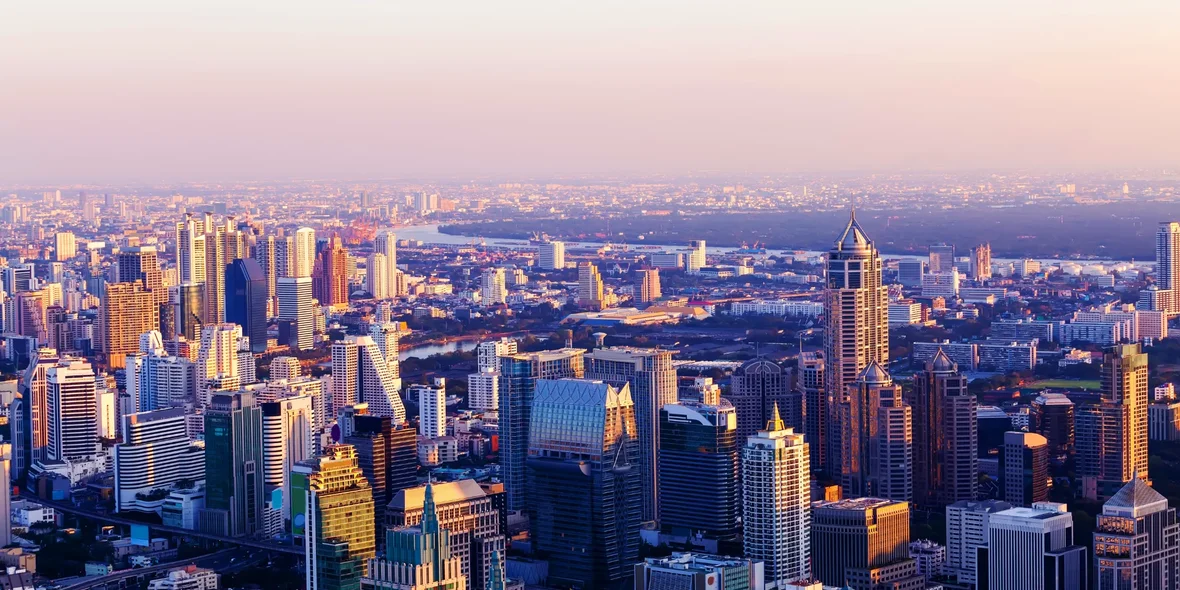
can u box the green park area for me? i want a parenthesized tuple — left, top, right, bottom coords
(1024, 379, 1102, 390)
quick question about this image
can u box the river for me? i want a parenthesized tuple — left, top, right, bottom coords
(399, 340, 479, 361)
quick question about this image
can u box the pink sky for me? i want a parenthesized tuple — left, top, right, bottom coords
(3, 1, 1179, 183)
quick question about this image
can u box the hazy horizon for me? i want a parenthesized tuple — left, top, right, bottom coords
(4, 1, 1180, 184)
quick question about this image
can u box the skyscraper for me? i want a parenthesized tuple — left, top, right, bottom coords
(176, 215, 207, 286)
(577, 261, 604, 310)
(277, 277, 314, 351)
(225, 258, 268, 353)
(1093, 477, 1180, 590)
(928, 243, 955, 274)
(1000, 431, 1049, 506)
(99, 282, 159, 369)
(538, 241, 565, 270)
(909, 349, 977, 507)
(659, 401, 740, 541)
(366, 484, 466, 590)
(585, 346, 677, 522)
(203, 224, 227, 324)
(742, 405, 810, 587)
(875, 381, 913, 503)
(824, 208, 888, 479)
(637, 268, 661, 304)
(686, 240, 707, 274)
(365, 253, 388, 300)
(46, 359, 99, 463)
(799, 350, 827, 472)
(170, 283, 204, 342)
(312, 233, 349, 308)
(1078, 343, 1150, 500)
(373, 230, 398, 297)
(1156, 221, 1180, 315)
(945, 500, 1013, 587)
(196, 324, 242, 407)
(526, 379, 641, 588)
(262, 395, 314, 520)
(984, 503, 1087, 590)
(54, 231, 76, 261)
(330, 336, 405, 421)
(116, 245, 166, 304)
(18, 348, 59, 469)
(114, 408, 205, 513)
(254, 234, 279, 307)
(811, 498, 924, 590)
(0, 444, 10, 547)
(200, 392, 264, 537)
(414, 378, 447, 439)
(1030, 392, 1075, 456)
(838, 362, 899, 498)
(480, 268, 507, 306)
(730, 358, 800, 443)
(971, 243, 992, 280)
(499, 348, 584, 511)
(293, 227, 317, 278)
(295, 444, 376, 590)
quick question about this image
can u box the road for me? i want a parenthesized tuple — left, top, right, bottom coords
(61, 547, 266, 590)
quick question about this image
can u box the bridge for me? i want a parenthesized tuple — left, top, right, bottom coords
(31, 495, 304, 556)
(61, 547, 267, 590)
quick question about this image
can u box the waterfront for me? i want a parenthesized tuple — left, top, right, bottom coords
(399, 339, 479, 361)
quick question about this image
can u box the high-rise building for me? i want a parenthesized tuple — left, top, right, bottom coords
(387, 480, 507, 590)
(114, 408, 205, 513)
(480, 268, 507, 306)
(330, 336, 405, 421)
(659, 401, 740, 541)
(312, 233, 349, 308)
(203, 225, 227, 324)
(687, 240, 707, 274)
(467, 369, 499, 413)
(1093, 477, 1180, 590)
(46, 359, 99, 463)
(365, 253, 389, 300)
(875, 381, 913, 503)
(261, 396, 314, 523)
(54, 231, 76, 261)
(225, 259, 268, 353)
(1030, 392, 1075, 456)
(537, 241, 565, 270)
(277, 277, 314, 351)
(799, 350, 827, 472)
(18, 348, 59, 470)
(742, 405, 810, 586)
(1000, 431, 1049, 506)
(100, 282, 160, 369)
(196, 324, 241, 407)
(116, 246, 166, 304)
(176, 215, 207, 286)
(0, 444, 10, 547)
(171, 283, 204, 342)
(477, 337, 517, 372)
(730, 358, 800, 443)
(824, 209, 888, 480)
(366, 484, 465, 590)
(498, 348, 584, 511)
(945, 500, 1013, 587)
(1157, 222, 1180, 315)
(971, 243, 992, 280)
(414, 377, 447, 439)
(373, 230, 398, 289)
(254, 234, 279, 307)
(200, 392, 264, 537)
(984, 503, 1088, 590)
(929, 243, 955, 274)
(811, 498, 923, 590)
(577, 261, 604, 310)
(294, 444, 376, 590)
(293, 227, 317, 279)
(635, 553, 767, 590)
(637, 268, 661, 304)
(908, 349, 977, 507)
(838, 362, 903, 499)
(526, 379, 641, 589)
(585, 346, 676, 523)
(126, 339, 195, 412)
(1077, 343, 1150, 500)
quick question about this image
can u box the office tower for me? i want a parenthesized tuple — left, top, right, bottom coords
(824, 210, 888, 475)
(0, 263, 35, 295)
(387, 481, 507, 590)
(373, 230, 398, 296)
(196, 323, 241, 406)
(467, 369, 499, 413)
(18, 348, 59, 469)
(262, 396, 314, 522)
(499, 348, 584, 511)
(277, 277, 314, 351)
(368, 322, 401, 379)
(479, 268, 507, 306)
(985, 503, 1088, 590)
(1030, 392, 1075, 456)
(254, 234, 278, 305)
(1094, 477, 1180, 590)
(342, 426, 387, 538)
(176, 215, 207, 286)
(0, 444, 10, 547)
(225, 258, 267, 353)
(635, 554, 767, 590)
(114, 408, 205, 513)
(687, 240, 707, 273)
(477, 337, 517, 372)
(294, 445, 376, 590)
(1157, 222, 1180, 315)
(576, 261, 604, 310)
(200, 392, 264, 537)
(929, 243, 955, 274)
(365, 253, 388, 299)
(312, 233, 349, 308)
(293, 227, 316, 278)
(117, 245, 166, 304)
(526, 379, 641, 588)
(945, 500, 1013, 587)
(838, 362, 895, 498)
(54, 231, 76, 261)
(875, 383, 913, 503)
(659, 401, 740, 541)
(908, 349, 977, 507)
(1000, 431, 1049, 506)
(799, 350, 827, 472)
(537, 240, 565, 270)
(100, 282, 159, 369)
(170, 283, 204, 342)
(811, 498, 923, 590)
(742, 405, 811, 586)
(584, 346, 676, 522)
(366, 485, 466, 590)
(46, 359, 99, 463)
(897, 259, 926, 287)
(637, 268, 661, 304)
(330, 336, 405, 421)
(971, 243, 992, 280)
(1078, 343, 1150, 500)
(346, 413, 416, 501)
(730, 358, 800, 443)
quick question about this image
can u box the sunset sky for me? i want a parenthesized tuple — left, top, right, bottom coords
(3, 1, 1179, 183)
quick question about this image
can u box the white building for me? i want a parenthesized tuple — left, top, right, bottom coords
(467, 369, 499, 412)
(921, 270, 961, 298)
(262, 395, 315, 521)
(538, 241, 565, 270)
(270, 356, 302, 381)
(147, 566, 219, 590)
(687, 240, 707, 274)
(330, 336, 405, 421)
(412, 378, 447, 439)
(908, 539, 946, 580)
(114, 408, 205, 514)
(729, 300, 823, 318)
(741, 406, 810, 587)
(986, 503, 1087, 590)
(292, 227, 316, 278)
(374, 229, 399, 297)
(477, 337, 517, 372)
(47, 359, 99, 463)
(196, 324, 241, 406)
(161, 486, 205, 530)
(888, 301, 923, 326)
(480, 268, 508, 306)
(1149, 402, 1180, 441)
(368, 322, 402, 379)
(277, 277, 315, 351)
(366, 253, 389, 299)
(945, 499, 1012, 587)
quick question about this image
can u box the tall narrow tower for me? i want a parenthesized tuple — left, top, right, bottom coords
(742, 404, 811, 587)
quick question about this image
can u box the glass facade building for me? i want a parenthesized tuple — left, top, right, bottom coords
(658, 401, 740, 541)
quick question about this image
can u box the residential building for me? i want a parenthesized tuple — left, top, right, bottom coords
(971, 243, 992, 280)
(908, 350, 977, 507)
(742, 405, 810, 587)
(330, 336, 405, 421)
(729, 358, 799, 444)
(538, 241, 565, 270)
(413, 378, 447, 439)
(1150, 401, 1180, 441)
(1030, 393, 1075, 456)
(480, 268, 507, 306)
(577, 261, 604, 310)
(99, 282, 159, 369)
(637, 268, 662, 304)
(1077, 344, 1150, 500)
